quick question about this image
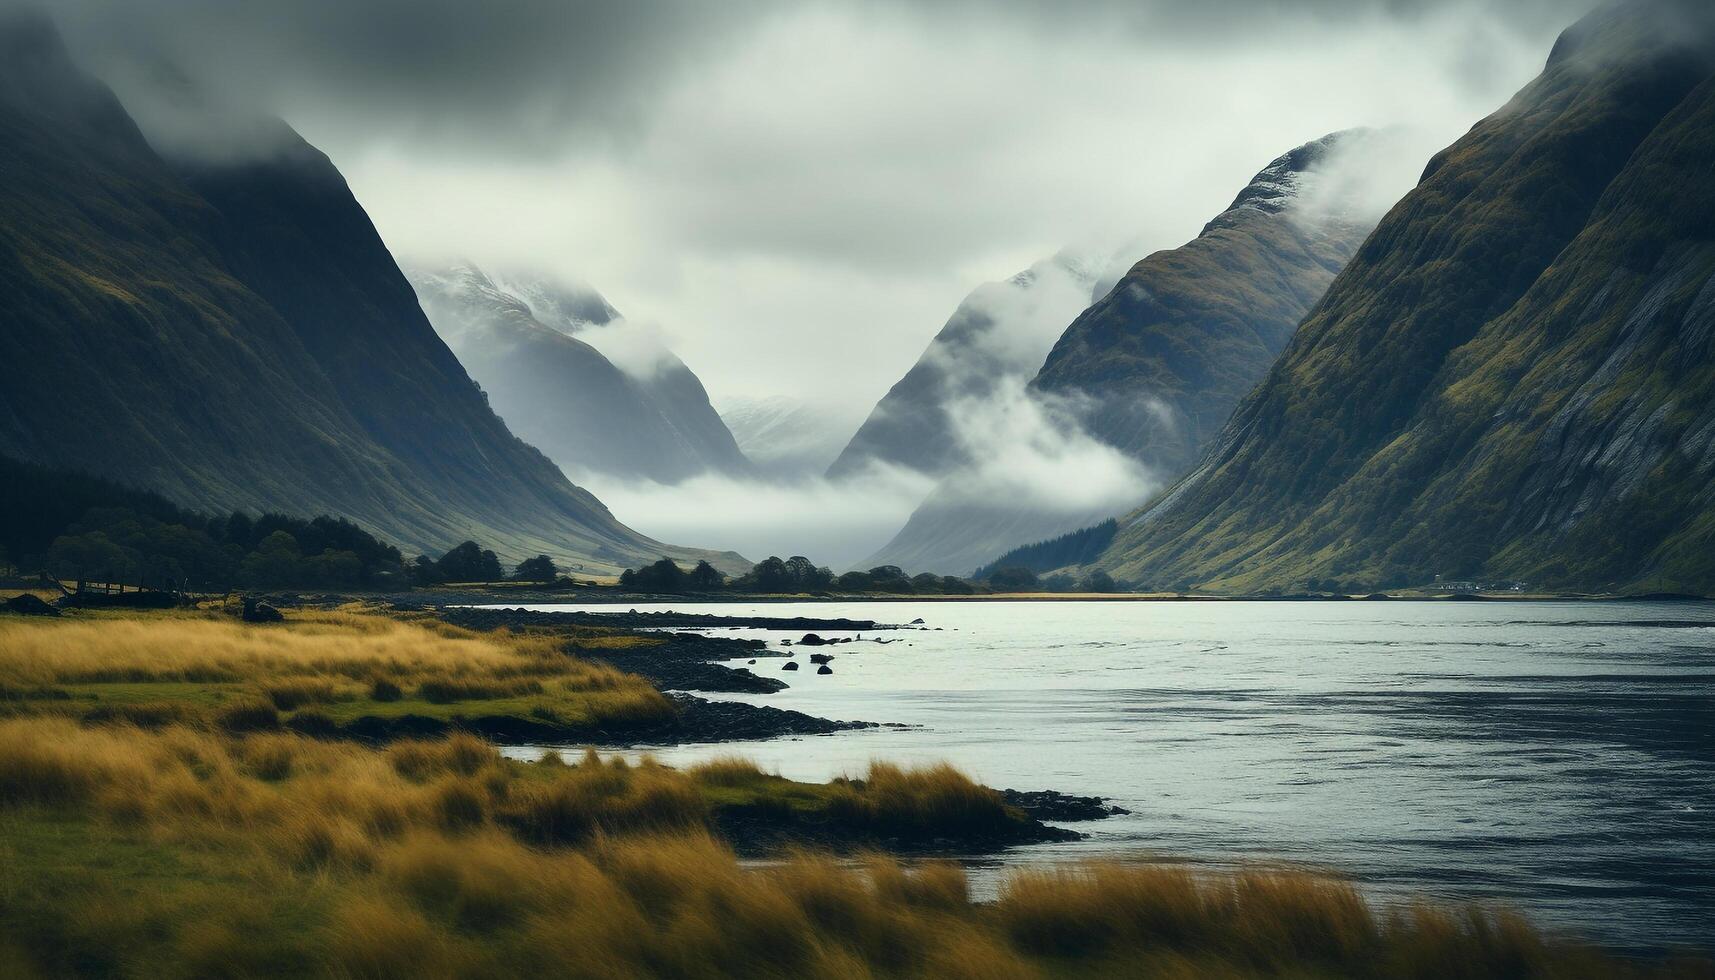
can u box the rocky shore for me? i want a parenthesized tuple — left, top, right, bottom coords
(435, 605, 885, 745)
(434, 605, 1128, 836)
(442, 606, 901, 633)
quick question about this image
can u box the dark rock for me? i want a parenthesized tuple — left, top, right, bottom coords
(3, 593, 60, 616)
(658, 691, 873, 742)
(816, 665, 832, 675)
(809, 653, 833, 664)
(783, 661, 799, 671)
(798, 633, 829, 645)
(1000, 789, 1130, 822)
(241, 596, 285, 623)
(587, 633, 783, 694)
(443, 607, 894, 633)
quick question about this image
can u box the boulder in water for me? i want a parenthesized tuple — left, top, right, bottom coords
(816, 664, 832, 675)
(782, 661, 799, 671)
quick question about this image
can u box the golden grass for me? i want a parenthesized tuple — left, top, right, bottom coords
(827, 760, 1023, 837)
(0, 611, 1696, 977)
(0, 607, 670, 732)
(0, 718, 1693, 979)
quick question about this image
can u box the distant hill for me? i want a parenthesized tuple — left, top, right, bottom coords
(1098, 0, 1715, 594)
(825, 252, 1100, 481)
(864, 131, 1381, 574)
(717, 395, 862, 480)
(409, 263, 754, 485)
(0, 12, 737, 574)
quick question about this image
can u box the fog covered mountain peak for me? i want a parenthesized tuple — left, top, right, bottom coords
(408, 261, 754, 485)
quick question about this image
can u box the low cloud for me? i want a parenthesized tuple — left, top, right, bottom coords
(582, 464, 936, 570)
(917, 253, 1100, 392)
(937, 382, 1157, 514)
(1289, 125, 1458, 230)
(575, 317, 681, 382)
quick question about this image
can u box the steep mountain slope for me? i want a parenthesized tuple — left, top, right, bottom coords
(1032, 130, 1375, 473)
(0, 13, 731, 574)
(824, 252, 1100, 481)
(1099, 0, 1715, 593)
(409, 264, 754, 484)
(864, 132, 1379, 574)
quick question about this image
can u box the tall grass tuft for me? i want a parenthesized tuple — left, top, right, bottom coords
(827, 760, 1027, 837)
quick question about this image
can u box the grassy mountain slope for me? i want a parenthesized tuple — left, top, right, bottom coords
(0, 14, 728, 573)
(1099, 0, 1715, 593)
(1032, 132, 1371, 476)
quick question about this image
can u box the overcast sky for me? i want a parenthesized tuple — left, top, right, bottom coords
(45, 0, 1594, 409)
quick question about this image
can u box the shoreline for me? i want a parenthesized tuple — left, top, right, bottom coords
(391, 587, 1715, 606)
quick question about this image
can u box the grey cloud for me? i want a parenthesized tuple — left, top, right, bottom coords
(32, 0, 776, 153)
(26, 0, 1594, 156)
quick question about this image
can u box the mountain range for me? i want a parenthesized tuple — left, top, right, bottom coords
(861, 130, 1382, 574)
(0, 12, 734, 574)
(1096, 0, 1715, 594)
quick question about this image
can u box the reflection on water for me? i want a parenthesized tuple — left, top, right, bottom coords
(495, 599, 1714, 951)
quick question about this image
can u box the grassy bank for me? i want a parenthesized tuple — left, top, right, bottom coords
(0, 719, 1684, 979)
(0, 605, 671, 738)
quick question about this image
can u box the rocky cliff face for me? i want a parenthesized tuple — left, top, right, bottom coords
(863, 132, 1381, 575)
(409, 263, 754, 485)
(1098, 0, 1715, 593)
(0, 13, 733, 573)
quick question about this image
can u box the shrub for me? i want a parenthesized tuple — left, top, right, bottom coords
(215, 699, 280, 733)
(827, 762, 1024, 838)
(262, 677, 338, 710)
(417, 678, 542, 704)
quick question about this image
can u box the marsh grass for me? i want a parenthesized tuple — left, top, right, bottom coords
(688, 756, 1039, 846)
(0, 607, 670, 733)
(0, 719, 1693, 979)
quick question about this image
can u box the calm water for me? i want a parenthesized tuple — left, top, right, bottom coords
(495, 599, 1714, 952)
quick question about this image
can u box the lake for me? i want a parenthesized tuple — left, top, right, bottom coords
(493, 599, 1714, 952)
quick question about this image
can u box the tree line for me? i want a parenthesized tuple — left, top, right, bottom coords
(616, 556, 1130, 595)
(0, 455, 563, 592)
(620, 555, 980, 595)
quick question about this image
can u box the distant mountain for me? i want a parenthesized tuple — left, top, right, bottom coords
(1031, 130, 1377, 470)
(1098, 0, 1715, 594)
(864, 131, 1381, 574)
(0, 13, 737, 574)
(825, 252, 1101, 481)
(717, 395, 861, 480)
(409, 263, 754, 485)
